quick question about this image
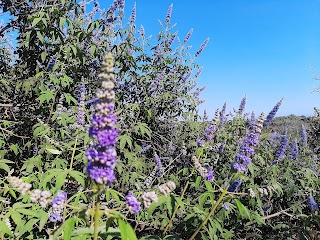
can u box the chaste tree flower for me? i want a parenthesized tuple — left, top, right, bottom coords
(231, 112, 265, 172)
(307, 196, 319, 212)
(263, 98, 283, 127)
(301, 125, 307, 147)
(49, 192, 68, 222)
(125, 193, 141, 215)
(85, 53, 119, 185)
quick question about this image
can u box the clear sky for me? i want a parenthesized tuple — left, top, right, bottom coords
(2, 1, 320, 117)
(119, 0, 320, 117)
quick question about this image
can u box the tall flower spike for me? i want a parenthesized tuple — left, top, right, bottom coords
(86, 53, 119, 185)
(263, 98, 283, 127)
(165, 4, 173, 24)
(238, 96, 246, 115)
(195, 38, 209, 58)
(219, 102, 227, 126)
(301, 125, 307, 147)
(184, 28, 193, 44)
(128, 2, 136, 25)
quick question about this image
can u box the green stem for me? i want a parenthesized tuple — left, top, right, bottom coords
(93, 200, 101, 240)
(163, 180, 190, 235)
(69, 136, 78, 171)
(188, 189, 228, 240)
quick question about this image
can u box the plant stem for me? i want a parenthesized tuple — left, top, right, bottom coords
(93, 200, 101, 240)
(69, 136, 78, 171)
(188, 189, 227, 240)
(163, 180, 190, 235)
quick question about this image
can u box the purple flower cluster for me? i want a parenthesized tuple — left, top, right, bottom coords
(204, 124, 216, 141)
(74, 82, 86, 129)
(165, 4, 173, 24)
(49, 192, 67, 222)
(47, 55, 56, 71)
(289, 140, 299, 160)
(85, 53, 119, 185)
(238, 96, 246, 115)
(273, 134, 288, 164)
(228, 179, 242, 192)
(128, 3, 136, 25)
(263, 98, 283, 127)
(195, 38, 209, 58)
(301, 125, 307, 147)
(232, 113, 265, 172)
(125, 193, 141, 215)
(219, 102, 227, 126)
(184, 28, 193, 44)
(307, 196, 319, 212)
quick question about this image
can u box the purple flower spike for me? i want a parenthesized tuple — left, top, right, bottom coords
(308, 196, 319, 212)
(125, 193, 141, 215)
(85, 53, 119, 185)
(263, 98, 283, 127)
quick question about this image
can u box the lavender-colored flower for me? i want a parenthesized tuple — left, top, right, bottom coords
(273, 133, 288, 163)
(139, 25, 145, 38)
(289, 140, 299, 160)
(74, 82, 86, 129)
(47, 55, 56, 71)
(195, 38, 209, 58)
(148, 70, 165, 93)
(197, 138, 204, 147)
(154, 153, 162, 169)
(204, 124, 216, 141)
(141, 144, 151, 153)
(184, 28, 193, 44)
(249, 112, 255, 126)
(238, 96, 246, 115)
(206, 169, 214, 182)
(49, 192, 67, 222)
(263, 98, 283, 127)
(203, 109, 208, 121)
(307, 196, 319, 212)
(301, 125, 307, 147)
(128, 3, 136, 25)
(223, 203, 230, 210)
(232, 113, 265, 172)
(49, 211, 63, 222)
(194, 67, 203, 79)
(182, 72, 191, 83)
(165, 4, 173, 24)
(125, 193, 141, 215)
(262, 206, 270, 212)
(219, 102, 227, 126)
(228, 179, 242, 192)
(167, 31, 178, 47)
(85, 53, 118, 185)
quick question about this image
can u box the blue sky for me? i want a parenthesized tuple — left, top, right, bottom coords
(119, 0, 320, 117)
(2, 1, 320, 117)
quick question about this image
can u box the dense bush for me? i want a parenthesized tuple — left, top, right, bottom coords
(0, 0, 319, 239)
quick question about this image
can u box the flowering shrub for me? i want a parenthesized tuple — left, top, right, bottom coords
(0, 0, 319, 239)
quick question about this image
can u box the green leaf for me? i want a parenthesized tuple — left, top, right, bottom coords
(118, 135, 132, 150)
(46, 148, 62, 155)
(19, 218, 39, 236)
(10, 211, 22, 227)
(90, 45, 97, 55)
(118, 219, 137, 240)
(234, 199, 250, 219)
(69, 170, 85, 186)
(56, 171, 68, 190)
(64, 218, 75, 240)
(41, 52, 47, 63)
(0, 221, 13, 236)
(37, 31, 44, 43)
(32, 18, 42, 27)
